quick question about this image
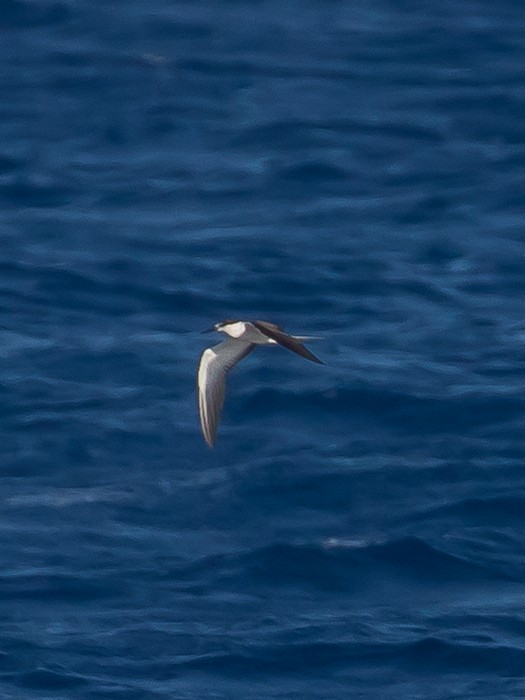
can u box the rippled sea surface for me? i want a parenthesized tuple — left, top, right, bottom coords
(2, 1, 525, 698)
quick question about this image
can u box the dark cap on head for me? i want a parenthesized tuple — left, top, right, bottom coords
(216, 319, 238, 328)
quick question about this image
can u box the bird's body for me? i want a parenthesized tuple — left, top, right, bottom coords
(197, 320, 322, 447)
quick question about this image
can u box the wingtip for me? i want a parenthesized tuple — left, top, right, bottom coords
(201, 425, 216, 448)
(200, 430, 215, 447)
(301, 348, 324, 364)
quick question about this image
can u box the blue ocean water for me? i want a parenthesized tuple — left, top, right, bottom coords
(1, 0, 525, 697)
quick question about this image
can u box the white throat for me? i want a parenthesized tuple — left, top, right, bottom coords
(220, 321, 247, 338)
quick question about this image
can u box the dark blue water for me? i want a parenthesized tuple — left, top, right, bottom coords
(2, 1, 525, 697)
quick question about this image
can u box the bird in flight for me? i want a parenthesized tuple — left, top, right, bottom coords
(197, 320, 322, 447)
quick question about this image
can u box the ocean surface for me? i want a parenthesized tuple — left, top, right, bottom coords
(2, 1, 525, 698)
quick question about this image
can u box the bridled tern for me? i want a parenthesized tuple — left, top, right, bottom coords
(197, 320, 322, 447)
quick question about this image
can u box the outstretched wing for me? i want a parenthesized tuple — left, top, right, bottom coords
(197, 338, 255, 447)
(252, 321, 323, 364)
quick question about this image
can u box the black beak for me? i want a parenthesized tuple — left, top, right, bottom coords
(201, 326, 215, 333)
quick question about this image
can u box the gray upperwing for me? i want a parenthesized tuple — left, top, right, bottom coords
(197, 338, 255, 447)
(252, 321, 323, 364)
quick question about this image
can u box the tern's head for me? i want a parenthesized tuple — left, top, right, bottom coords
(214, 319, 239, 332)
(202, 320, 239, 334)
